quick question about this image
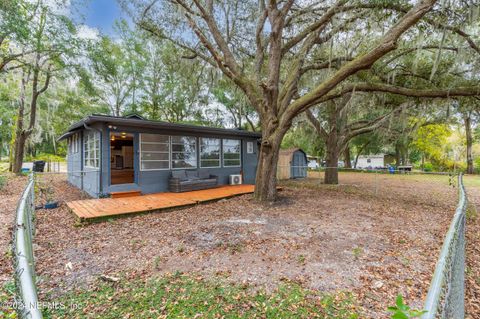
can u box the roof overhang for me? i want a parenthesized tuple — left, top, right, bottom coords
(58, 115, 262, 141)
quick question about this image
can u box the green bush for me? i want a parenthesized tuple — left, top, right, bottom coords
(25, 152, 66, 163)
(474, 157, 480, 174)
(422, 162, 433, 172)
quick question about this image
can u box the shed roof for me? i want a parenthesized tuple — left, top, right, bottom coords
(279, 148, 306, 158)
(58, 114, 262, 141)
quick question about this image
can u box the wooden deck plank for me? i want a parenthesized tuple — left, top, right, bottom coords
(67, 185, 255, 220)
(68, 201, 95, 218)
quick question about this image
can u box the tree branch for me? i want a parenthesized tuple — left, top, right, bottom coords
(305, 109, 328, 140)
(286, 0, 437, 121)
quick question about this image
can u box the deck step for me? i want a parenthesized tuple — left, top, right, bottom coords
(110, 190, 142, 198)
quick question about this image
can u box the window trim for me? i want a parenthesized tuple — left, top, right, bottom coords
(199, 137, 221, 168)
(246, 141, 254, 154)
(139, 133, 171, 171)
(73, 133, 79, 153)
(84, 131, 100, 169)
(170, 135, 197, 170)
(222, 139, 242, 168)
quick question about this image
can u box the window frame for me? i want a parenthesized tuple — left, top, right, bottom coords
(83, 131, 100, 169)
(199, 137, 221, 168)
(73, 133, 79, 153)
(139, 133, 171, 171)
(246, 141, 254, 154)
(170, 135, 197, 170)
(222, 139, 242, 168)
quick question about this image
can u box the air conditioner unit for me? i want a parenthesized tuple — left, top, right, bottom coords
(229, 174, 242, 185)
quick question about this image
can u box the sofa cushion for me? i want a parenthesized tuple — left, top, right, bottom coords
(198, 170, 210, 179)
(186, 170, 199, 180)
(172, 170, 187, 181)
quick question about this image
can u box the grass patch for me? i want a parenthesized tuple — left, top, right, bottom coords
(43, 273, 360, 319)
(0, 281, 17, 319)
(0, 162, 8, 172)
(462, 175, 480, 188)
(466, 201, 478, 221)
(0, 175, 6, 190)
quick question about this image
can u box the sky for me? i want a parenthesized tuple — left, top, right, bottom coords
(73, 0, 130, 36)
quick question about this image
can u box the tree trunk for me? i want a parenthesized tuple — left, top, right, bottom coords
(344, 146, 352, 168)
(354, 141, 370, 168)
(12, 133, 27, 174)
(325, 149, 339, 184)
(12, 73, 26, 174)
(324, 134, 339, 184)
(465, 114, 474, 174)
(254, 139, 281, 202)
(395, 144, 401, 167)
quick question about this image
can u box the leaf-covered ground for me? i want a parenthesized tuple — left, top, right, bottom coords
(42, 273, 359, 319)
(27, 172, 460, 318)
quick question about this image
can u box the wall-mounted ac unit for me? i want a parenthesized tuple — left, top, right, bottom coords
(229, 174, 242, 185)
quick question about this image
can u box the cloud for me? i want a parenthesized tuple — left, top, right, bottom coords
(77, 24, 100, 40)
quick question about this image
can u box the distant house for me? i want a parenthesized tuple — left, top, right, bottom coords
(277, 148, 308, 179)
(355, 154, 395, 168)
(59, 114, 262, 198)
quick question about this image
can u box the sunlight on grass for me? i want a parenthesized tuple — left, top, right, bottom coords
(462, 175, 480, 188)
(43, 273, 360, 319)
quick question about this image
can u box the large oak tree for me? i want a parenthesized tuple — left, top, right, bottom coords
(129, 0, 480, 201)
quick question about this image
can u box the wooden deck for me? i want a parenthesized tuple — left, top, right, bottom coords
(67, 184, 256, 220)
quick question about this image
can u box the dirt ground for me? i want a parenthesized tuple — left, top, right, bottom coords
(28, 172, 461, 318)
(0, 173, 27, 286)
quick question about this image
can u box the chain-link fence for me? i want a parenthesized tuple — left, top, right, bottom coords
(277, 166, 458, 197)
(11, 173, 43, 319)
(278, 166, 465, 317)
(421, 174, 466, 319)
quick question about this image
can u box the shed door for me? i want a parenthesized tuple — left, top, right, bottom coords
(291, 152, 307, 178)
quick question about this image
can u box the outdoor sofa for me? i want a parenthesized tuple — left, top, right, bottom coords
(168, 170, 218, 192)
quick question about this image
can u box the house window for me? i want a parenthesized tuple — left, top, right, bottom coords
(84, 131, 100, 168)
(171, 136, 197, 169)
(247, 141, 254, 154)
(200, 138, 221, 168)
(69, 134, 79, 154)
(72, 133, 79, 153)
(140, 134, 170, 170)
(223, 139, 241, 167)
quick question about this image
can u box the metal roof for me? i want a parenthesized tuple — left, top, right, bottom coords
(58, 114, 262, 141)
(279, 148, 306, 158)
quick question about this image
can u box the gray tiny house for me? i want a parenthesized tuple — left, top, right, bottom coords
(59, 114, 261, 198)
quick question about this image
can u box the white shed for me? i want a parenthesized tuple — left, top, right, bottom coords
(355, 154, 386, 169)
